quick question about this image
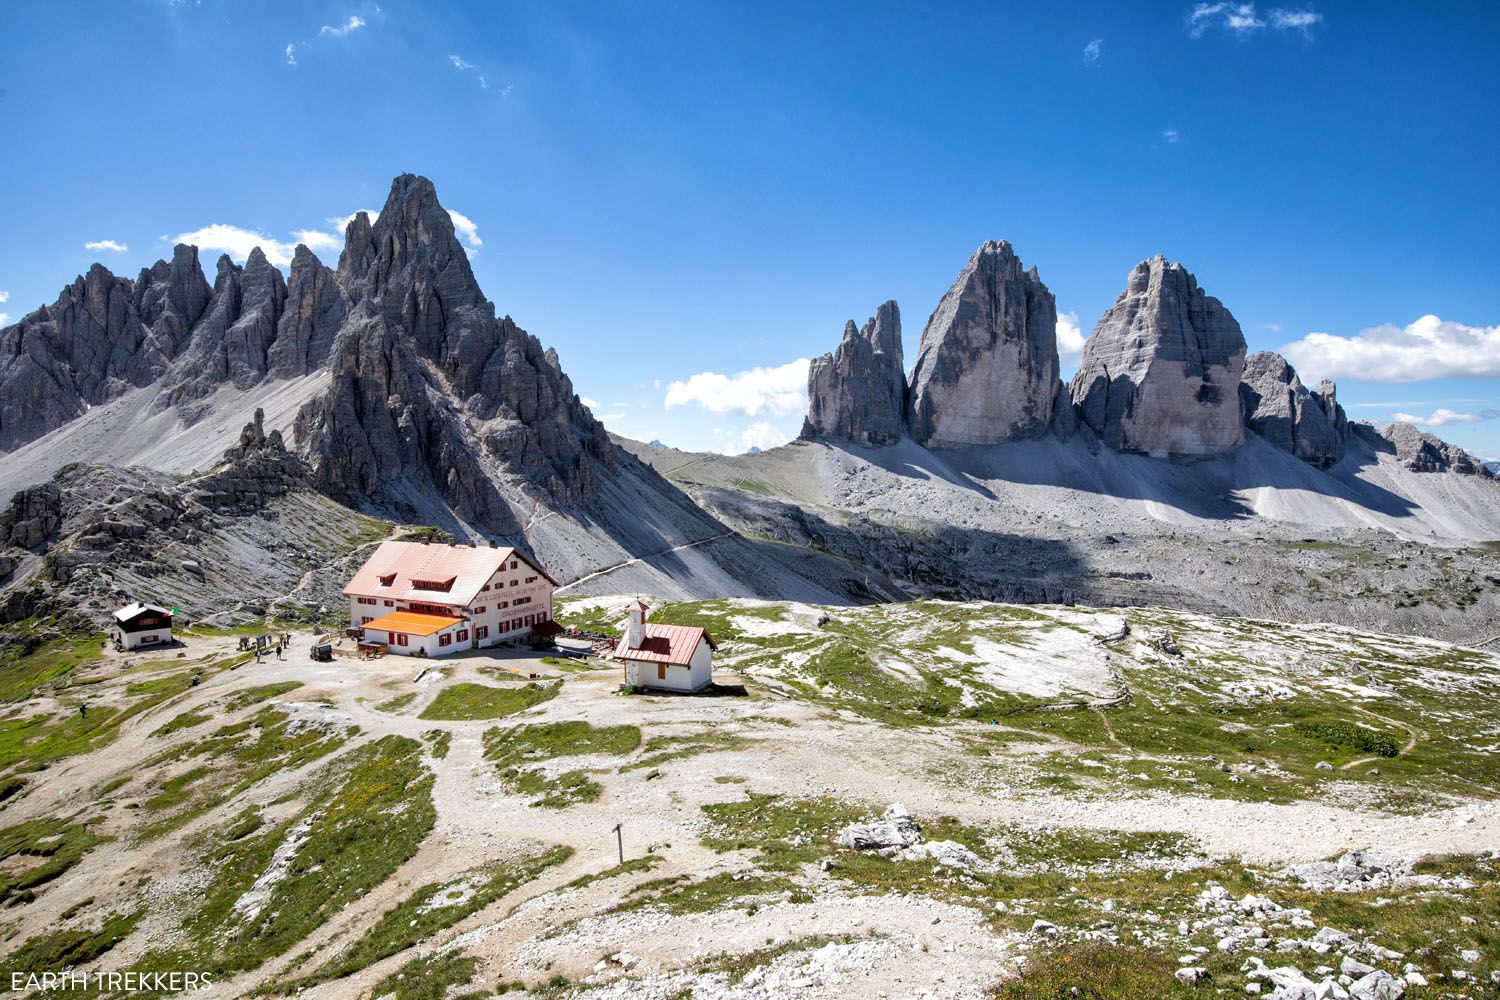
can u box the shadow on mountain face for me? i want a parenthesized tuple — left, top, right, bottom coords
(836, 432, 1420, 525)
(694, 484, 1115, 608)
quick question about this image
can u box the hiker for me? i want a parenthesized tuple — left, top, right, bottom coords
(79, 704, 87, 720)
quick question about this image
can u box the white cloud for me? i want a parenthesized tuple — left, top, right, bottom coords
(319, 15, 365, 37)
(0, 291, 10, 303)
(447, 210, 483, 254)
(501, 84, 514, 97)
(85, 239, 128, 253)
(1281, 315, 1500, 383)
(1083, 38, 1103, 67)
(721, 421, 794, 456)
(173, 224, 297, 268)
(579, 396, 600, 409)
(664, 359, 810, 417)
(1161, 127, 1181, 144)
(1056, 311, 1087, 365)
(1268, 8, 1322, 32)
(173, 203, 477, 269)
(449, 54, 489, 89)
(285, 43, 298, 65)
(291, 229, 342, 253)
(1389, 408, 1500, 428)
(1187, 3, 1322, 39)
(0, 315, 9, 327)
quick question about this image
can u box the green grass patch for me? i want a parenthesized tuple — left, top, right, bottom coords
(483, 721, 639, 807)
(419, 682, 558, 721)
(289, 845, 571, 990)
(992, 941, 1200, 999)
(0, 629, 107, 702)
(137, 735, 437, 980)
(224, 681, 303, 712)
(0, 815, 108, 905)
(564, 853, 662, 891)
(151, 709, 211, 737)
(422, 729, 452, 759)
(375, 692, 418, 713)
(371, 949, 480, 1000)
(134, 706, 352, 841)
(1292, 719, 1401, 758)
(1, 910, 142, 976)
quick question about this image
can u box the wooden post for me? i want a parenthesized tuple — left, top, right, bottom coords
(612, 822, 623, 866)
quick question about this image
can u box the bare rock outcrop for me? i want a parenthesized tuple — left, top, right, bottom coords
(0, 246, 211, 449)
(189, 408, 312, 513)
(293, 174, 613, 531)
(906, 241, 1058, 448)
(266, 245, 347, 379)
(802, 300, 906, 446)
(1070, 256, 1247, 456)
(1240, 351, 1348, 468)
(1377, 422, 1491, 476)
(160, 247, 289, 406)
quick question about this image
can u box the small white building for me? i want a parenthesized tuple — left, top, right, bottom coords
(112, 602, 174, 650)
(342, 538, 558, 654)
(613, 600, 716, 693)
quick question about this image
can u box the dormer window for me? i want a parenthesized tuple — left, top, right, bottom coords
(378, 572, 397, 587)
(411, 576, 455, 592)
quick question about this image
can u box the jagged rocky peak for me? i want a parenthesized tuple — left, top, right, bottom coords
(1378, 422, 1491, 477)
(906, 240, 1059, 448)
(160, 247, 289, 406)
(1240, 351, 1349, 468)
(293, 173, 613, 530)
(266, 243, 347, 379)
(1070, 255, 1247, 457)
(0, 244, 212, 450)
(802, 300, 906, 446)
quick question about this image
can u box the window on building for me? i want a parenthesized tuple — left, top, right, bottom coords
(510, 561, 518, 569)
(439, 634, 451, 647)
(476, 626, 489, 639)
(474, 605, 486, 614)
(525, 614, 534, 626)
(457, 629, 468, 642)
(525, 576, 537, 584)
(498, 600, 509, 609)
(384, 600, 394, 607)
(395, 633, 408, 646)
(657, 664, 667, 681)
(361, 616, 373, 624)
(482, 584, 490, 591)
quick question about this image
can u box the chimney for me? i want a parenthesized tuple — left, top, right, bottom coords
(488, 540, 497, 548)
(469, 538, 477, 548)
(420, 535, 430, 545)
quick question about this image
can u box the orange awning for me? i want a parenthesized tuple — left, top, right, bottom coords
(361, 610, 467, 637)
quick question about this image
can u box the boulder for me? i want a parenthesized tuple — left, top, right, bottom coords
(802, 301, 906, 446)
(906, 241, 1059, 447)
(837, 803, 922, 851)
(1070, 256, 1247, 456)
(1240, 352, 1348, 467)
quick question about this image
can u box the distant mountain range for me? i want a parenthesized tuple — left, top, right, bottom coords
(1, 174, 1496, 641)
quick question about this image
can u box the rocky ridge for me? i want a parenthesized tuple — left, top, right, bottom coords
(1240, 351, 1348, 469)
(1069, 255, 1247, 457)
(799, 246, 1487, 480)
(905, 240, 1059, 448)
(801, 301, 906, 446)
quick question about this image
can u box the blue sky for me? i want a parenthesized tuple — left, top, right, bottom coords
(1, 1, 1497, 456)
